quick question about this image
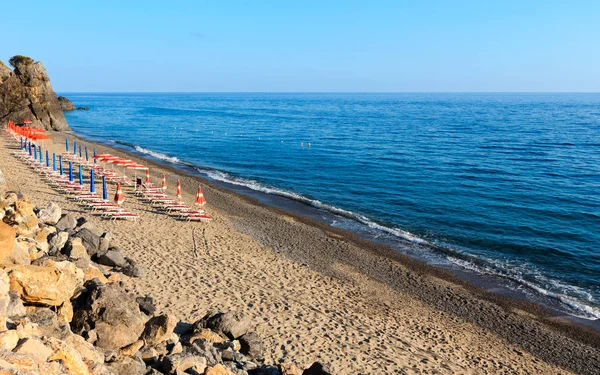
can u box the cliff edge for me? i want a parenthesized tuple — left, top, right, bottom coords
(0, 55, 69, 131)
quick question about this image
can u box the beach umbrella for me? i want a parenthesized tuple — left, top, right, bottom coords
(93, 148, 97, 163)
(33, 144, 37, 160)
(38, 146, 43, 163)
(102, 176, 107, 200)
(79, 144, 82, 158)
(85, 147, 89, 162)
(53, 153, 56, 171)
(28, 142, 32, 156)
(90, 170, 95, 193)
(114, 183, 124, 206)
(161, 174, 166, 190)
(195, 185, 206, 207)
(176, 180, 182, 201)
(66, 138, 69, 151)
(46, 150, 49, 168)
(79, 164, 83, 186)
(145, 169, 150, 184)
(20, 137, 23, 149)
(59, 155, 63, 175)
(69, 162, 73, 182)
(73, 140, 77, 155)
(123, 163, 148, 190)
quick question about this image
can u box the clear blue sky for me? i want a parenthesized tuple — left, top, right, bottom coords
(3, 1, 599, 92)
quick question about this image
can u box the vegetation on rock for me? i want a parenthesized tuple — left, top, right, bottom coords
(8, 55, 34, 68)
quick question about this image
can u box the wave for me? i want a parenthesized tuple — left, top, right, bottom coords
(111, 140, 182, 164)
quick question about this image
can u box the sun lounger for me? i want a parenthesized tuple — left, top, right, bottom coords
(108, 212, 138, 221)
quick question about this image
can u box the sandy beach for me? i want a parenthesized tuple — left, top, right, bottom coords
(2, 131, 599, 375)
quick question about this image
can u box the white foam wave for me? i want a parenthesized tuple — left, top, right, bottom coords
(134, 146, 181, 164)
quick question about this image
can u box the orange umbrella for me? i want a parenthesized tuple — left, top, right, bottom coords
(114, 183, 125, 206)
(161, 174, 166, 190)
(145, 169, 150, 184)
(176, 179, 182, 201)
(195, 185, 206, 207)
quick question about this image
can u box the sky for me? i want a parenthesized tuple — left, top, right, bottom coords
(3, 1, 599, 92)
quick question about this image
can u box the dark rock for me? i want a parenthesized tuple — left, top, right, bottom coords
(75, 216, 88, 228)
(302, 362, 332, 375)
(0, 56, 69, 131)
(136, 295, 156, 316)
(77, 106, 89, 110)
(249, 366, 280, 375)
(199, 310, 251, 340)
(158, 353, 205, 374)
(72, 279, 146, 350)
(26, 306, 71, 340)
(99, 232, 112, 253)
(55, 214, 77, 232)
(122, 257, 145, 277)
(106, 355, 146, 375)
(57, 96, 75, 111)
(239, 332, 264, 361)
(140, 314, 177, 347)
(97, 247, 127, 267)
(73, 228, 100, 256)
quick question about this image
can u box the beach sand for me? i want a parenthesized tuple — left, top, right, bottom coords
(3, 132, 599, 374)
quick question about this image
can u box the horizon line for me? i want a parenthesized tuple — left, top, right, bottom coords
(56, 91, 600, 94)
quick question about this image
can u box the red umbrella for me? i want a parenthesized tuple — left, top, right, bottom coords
(176, 179, 182, 201)
(145, 169, 150, 184)
(195, 185, 206, 207)
(161, 174, 167, 190)
(114, 183, 125, 206)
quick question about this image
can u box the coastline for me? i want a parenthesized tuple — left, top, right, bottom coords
(7, 130, 600, 374)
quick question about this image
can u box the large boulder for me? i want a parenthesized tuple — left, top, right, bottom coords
(0, 221, 15, 263)
(239, 331, 264, 361)
(5, 264, 82, 306)
(57, 96, 75, 111)
(64, 237, 90, 260)
(199, 310, 251, 340)
(48, 231, 69, 255)
(96, 247, 127, 267)
(72, 280, 146, 351)
(36, 202, 62, 225)
(106, 355, 146, 375)
(55, 214, 77, 232)
(302, 362, 332, 375)
(0, 57, 70, 131)
(140, 314, 177, 347)
(73, 228, 100, 256)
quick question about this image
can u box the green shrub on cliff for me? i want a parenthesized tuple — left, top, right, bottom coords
(8, 55, 34, 68)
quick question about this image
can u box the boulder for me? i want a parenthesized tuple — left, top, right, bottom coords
(72, 280, 145, 350)
(77, 221, 103, 237)
(205, 364, 235, 375)
(136, 295, 156, 316)
(0, 57, 70, 131)
(140, 314, 177, 347)
(0, 220, 15, 263)
(45, 336, 93, 375)
(55, 214, 77, 232)
(200, 310, 251, 340)
(65, 237, 90, 260)
(0, 268, 10, 319)
(58, 96, 76, 111)
(10, 238, 33, 265)
(58, 299, 74, 322)
(302, 362, 332, 375)
(7, 290, 27, 318)
(99, 232, 112, 253)
(64, 333, 105, 364)
(48, 231, 69, 255)
(73, 228, 100, 256)
(188, 328, 224, 345)
(0, 329, 19, 350)
(84, 265, 109, 283)
(36, 202, 62, 225)
(12, 198, 38, 235)
(119, 339, 144, 357)
(13, 337, 53, 361)
(239, 332, 264, 361)
(6, 264, 82, 306)
(97, 247, 127, 267)
(279, 363, 302, 375)
(122, 257, 144, 277)
(159, 353, 206, 374)
(106, 355, 147, 375)
(26, 306, 72, 340)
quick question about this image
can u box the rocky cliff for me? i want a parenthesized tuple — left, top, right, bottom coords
(0, 56, 69, 131)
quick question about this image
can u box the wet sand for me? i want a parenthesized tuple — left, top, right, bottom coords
(3, 131, 599, 374)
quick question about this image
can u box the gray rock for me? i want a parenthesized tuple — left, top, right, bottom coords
(221, 348, 235, 362)
(302, 363, 332, 375)
(36, 202, 62, 225)
(55, 214, 77, 231)
(97, 248, 127, 267)
(99, 232, 112, 253)
(26, 306, 71, 340)
(199, 310, 251, 340)
(136, 296, 156, 316)
(249, 366, 279, 375)
(57, 96, 75, 111)
(122, 257, 145, 277)
(74, 228, 100, 256)
(48, 231, 69, 255)
(6, 291, 26, 318)
(239, 332, 264, 361)
(106, 355, 146, 375)
(77, 221, 103, 237)
(159, 353, 206, 374)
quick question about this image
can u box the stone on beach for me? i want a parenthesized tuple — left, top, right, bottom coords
(73, 228, 101, 256)
(239, 331, 264, 361)
(96, 247, 127, 267)
(302, 362, 332, 375)
(200, 310, 251, 340)
(0, 221, 16, 263)
(48, 231, 69, 255)
(36, 201, 62, 225)
(6, 264, 82, 306)
(140, 314, 178, 347)
(55, 213, 77, 232)
(65, 237, 90, 260)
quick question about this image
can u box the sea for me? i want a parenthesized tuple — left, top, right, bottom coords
(62, 92, 600, 324)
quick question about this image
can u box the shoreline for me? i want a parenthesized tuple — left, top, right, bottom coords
(8, 130, 600, 373)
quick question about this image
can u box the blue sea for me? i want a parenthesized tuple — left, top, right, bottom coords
(63, 93, 600, 321)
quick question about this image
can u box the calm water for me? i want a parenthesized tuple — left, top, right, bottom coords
(63, 93, 600, 319)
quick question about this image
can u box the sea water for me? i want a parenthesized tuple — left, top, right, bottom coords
(63, 93, 600, 321)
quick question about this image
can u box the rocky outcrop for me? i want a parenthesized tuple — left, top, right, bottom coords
(0, 55, 69, 131)
(58, 96, 76, 111)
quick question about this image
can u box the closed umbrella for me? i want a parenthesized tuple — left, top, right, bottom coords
(73, 140, 77, 155)
(102, 176, 107, 200)
(38, 146, 43, 163)
(114, 183, 124, 206)
(79, 164, 83, 186)
(90, 170, 95, 193)
(161, 174, 166, 190)
(69, 161, 73, 182)
(59, 155, 63, 175)
(79, 145, 82, 158)
(85, 146, 89, 162)
(93, 149, 97, 164)
(145, 169, 150, 184)
(33, 144, 37, 160)
(195, 185, 206, 207)
(46, 150, 49, 168)
(176, 179, 182, 201)
(53, 153, 57, 172)
(66, 138, 69, 151)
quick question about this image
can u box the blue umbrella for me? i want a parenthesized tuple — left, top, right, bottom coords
(69, 162, 73, 182)
(59, 155, 63, 175)
(79, 145, 82, 158)
(33, 144, 37, 160)
(90, 170, 95, 193)
(85, 146, 89, 162)
(79, 164, 83, 186)
(93, 148, 97, 163)
(102, 176, 107, 200)
(66, 138, 69, 151)
(39, 146, 43, 163)
(73, 140, 77, 155)
(28, 142, 32, 156)
(20, 138, 23, 149)
(46, 150, 49, 168)
(53, 153, 57, 171)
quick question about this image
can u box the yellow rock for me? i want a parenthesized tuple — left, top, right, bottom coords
(64, 333, 105, 364)
(84, 265, 109, 283)
(58, 300, 74, 323)
(0, 329, 19, 350)
(279, 363, 302, 375)
(0, 350, 38, 371)
(205, 364, 235, 375)
(45, 336, 92, 375)
(119, 340, 144, 357)
(107, 273, 121, 283)
(190, 328, 224, 344)
(13, 337, 53, 361)
(6, 265, 82, 306)
(0, 221, 15, 264)
(14, 318, 42, 339)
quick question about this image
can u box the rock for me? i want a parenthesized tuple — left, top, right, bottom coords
(188, 328, 224, 345)
(302, 362, 332, 375)
(84, 264, 109, 283)
(221, 348, 235, 361)
(250, 365, 279, 375)
(58, 300, 74, 322)
(55, 213, 77, 232)
(170, 341, 183, 354)
(200, 310, 251, 340)
(6, 290, 26, 318)
(107, 355, 147, 375)
(77, 221, 103, 237)
(72, 280, 145, 350)
(0, 57, 70, 131)
(239, 332, 264, 361)
(159, 353, 206, 374)
(141, 314, 177, 347)
(0, 221, 16, 263)
(26, 306, 72, 339)
(14, 318, 42, 339)
(45, 336, 93, 375)
(0, 329, 19, 350)
(136, 296, 156, 316)
(13, 198, 39, 235)
(205, 364, 235, 375)
(58, 96, 76, 111)
(140, 347, 158, 365)
(97, 248, 127, 267)
(13, 337, 53, 361)
(37, 202, 62, 225)
(99, 232, 112, 253)
(122, 257, 145, 277)
(48, 231, 69, 255)
(0, 60, 11, 84)
(64, 332, 104, 364)
(65, 237, 90, 260)
(74, 228, 100, 256)
(279, 363, 302, 375)
(6, 264, 82, 306)
(119, 339, 144, 357)
(10, 238, 33, 265)
(0, 269, 10, 321)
